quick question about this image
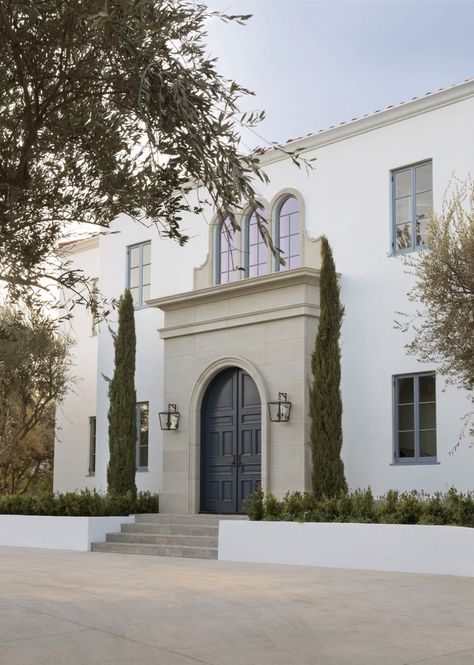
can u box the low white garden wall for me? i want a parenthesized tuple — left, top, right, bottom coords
(0, 515, 134, 551)
(218, 521, 474, 577)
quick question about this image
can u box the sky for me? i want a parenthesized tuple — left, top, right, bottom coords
(203, 0, 474, 149)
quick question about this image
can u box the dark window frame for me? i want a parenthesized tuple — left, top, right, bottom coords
(136, 401, 149, 471)
(244, 207, 268, 279)
(392, 372, 437, 465)
(88, 416, 96, 476)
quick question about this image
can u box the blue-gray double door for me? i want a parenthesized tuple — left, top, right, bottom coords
(201, 368, 261, 513)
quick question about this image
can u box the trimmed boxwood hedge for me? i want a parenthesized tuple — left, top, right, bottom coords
(0, 489, 158, 516)
(245, 487, 474, 528)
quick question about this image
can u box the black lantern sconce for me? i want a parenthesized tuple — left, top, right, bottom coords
(159, 404, 180, 431)
(267, 393, 292, 423)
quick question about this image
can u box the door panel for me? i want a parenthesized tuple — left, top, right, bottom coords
(201, 368, 261, 513)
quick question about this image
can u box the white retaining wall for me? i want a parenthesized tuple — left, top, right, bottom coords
(0, 515, 134, 551)
(218, 521, 474, 577)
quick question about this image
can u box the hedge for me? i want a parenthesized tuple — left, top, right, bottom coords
(0, 489, 158, 516)
(245, 487, 474, 528)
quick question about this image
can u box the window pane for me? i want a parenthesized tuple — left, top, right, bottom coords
(419, 403, 436, 430)
(280, 196, 298, 216)
(398, 404, 414, 430)
(398, 431, 415, 457)
(279, 236, 289, 256)
(396, 196, 412, 224)
(142, 243, 151, 264)
(416, 218, 428, 247)
(142, 284, 150, 302)
(395, 170, 412, 198)
(139, 445, 148, 468)
(279, 214, 290, 237)
(419, 430, 436, 457)
(129, 267, 139, 288)
(398, 377, 414, 404)
(249, 265, 258, 278)
(288, 254, 300, 269)
(416, 190, 432, 222)
(129, 246, 140, 268)
(396, 223, 412, 250)
(142, 264, 151, 285)
(416, 163, 432, 194)
(290, 233, 300, 257)
(419, 375, 436, 402)
(130, 287, 139, 306)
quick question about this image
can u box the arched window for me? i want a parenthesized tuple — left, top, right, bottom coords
(217, 217, 238, 284)
(276, 195, 300, 271)
(245, 207, 268, 278)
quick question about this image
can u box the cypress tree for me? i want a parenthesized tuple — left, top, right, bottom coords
(107, 289, 137, 496)
(310, 236, 347, 499)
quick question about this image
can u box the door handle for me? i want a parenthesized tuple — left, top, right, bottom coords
(231, 454, 241, 467)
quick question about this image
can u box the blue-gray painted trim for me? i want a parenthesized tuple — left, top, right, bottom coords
(392, 371, 437, 465)
(126, 240, 151, 309)
(391, 159, 432, 256)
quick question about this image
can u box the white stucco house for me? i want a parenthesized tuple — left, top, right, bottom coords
(54, 79, 474, 514)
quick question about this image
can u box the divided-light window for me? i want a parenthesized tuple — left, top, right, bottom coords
(392, 161, 432, 254)
(127, 242, 151, 308)
(393, 373, 437, 464)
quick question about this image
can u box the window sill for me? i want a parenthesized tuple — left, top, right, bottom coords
(390, 461, 439, 466)
(86, 473, 95, 477)
(137, 467, 149, 473)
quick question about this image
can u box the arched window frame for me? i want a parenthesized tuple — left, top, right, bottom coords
(243, 205, 269, 279)
(214, 215, 240, 285)
(272, 192, 303, 272)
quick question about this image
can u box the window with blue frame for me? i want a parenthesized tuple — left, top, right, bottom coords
(217, 217, 238, 284)
(136, 402, 149, 470)
(127, 241, 151, 308)
(393, 373, 437, 463)
(245, 207, 268, 278)
(275, 195, 300, 271)
(392, 161, 432, 254)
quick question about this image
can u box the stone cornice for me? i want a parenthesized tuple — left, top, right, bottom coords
(148, 267, 321, 312)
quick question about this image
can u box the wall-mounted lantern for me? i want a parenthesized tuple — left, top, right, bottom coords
(159, 404, 180, 431)
(268, 393, 292, 423)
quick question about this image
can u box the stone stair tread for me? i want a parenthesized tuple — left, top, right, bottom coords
(91, 542, 218, 559)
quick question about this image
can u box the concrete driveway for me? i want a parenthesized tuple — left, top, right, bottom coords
(1, 548, 474, 665)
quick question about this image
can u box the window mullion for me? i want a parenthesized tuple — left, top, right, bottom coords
(414, 375, 420, 461)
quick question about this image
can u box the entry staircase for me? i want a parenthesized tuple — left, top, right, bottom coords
(91, 513, 247, 560)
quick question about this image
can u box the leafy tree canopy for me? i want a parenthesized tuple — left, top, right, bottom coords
(0, 0, 304, 308)
(401, 182, 474, 395)
(0, 304, 71, 493)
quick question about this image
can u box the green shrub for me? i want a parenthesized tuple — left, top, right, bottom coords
(0, 490, 158, 516)
(245, 486, 264, 521)
(245, 488, 474, 528)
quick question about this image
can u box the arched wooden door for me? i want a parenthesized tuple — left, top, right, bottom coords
(201, 368, 261, 513)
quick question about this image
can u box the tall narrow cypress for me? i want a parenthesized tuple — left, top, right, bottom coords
(310, 237, 347, 499)
(107, 289, 137, 496)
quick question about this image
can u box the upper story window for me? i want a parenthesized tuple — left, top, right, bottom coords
(245, 207, 268, 278)
(393, 372, 437, 464)
(392, 161, 432, 254)
(127, 241, 151, 308)
(217, 217, 238, 284)
(276, 195, 300, 271)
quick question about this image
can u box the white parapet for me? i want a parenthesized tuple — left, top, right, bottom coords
(218, 520, 474, 577)
(0, 515, 135, 551)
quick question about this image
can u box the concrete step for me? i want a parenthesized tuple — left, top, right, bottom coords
(133, 513, 247, 525)
(106, 532, 218, 547)
(121, 523, 220, 537)
(91, 541, 218, 560)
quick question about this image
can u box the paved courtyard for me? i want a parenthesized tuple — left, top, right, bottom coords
(1, 548, 474, 665)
